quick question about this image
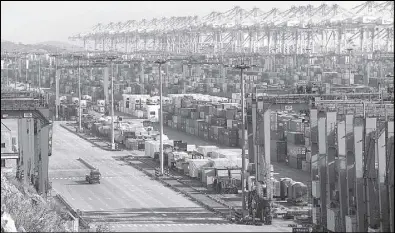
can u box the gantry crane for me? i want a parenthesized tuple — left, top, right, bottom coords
(69, 1, 394, 58)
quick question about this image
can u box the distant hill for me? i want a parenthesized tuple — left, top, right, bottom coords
(1, 39, 83, 54)
(35, 41, 84, 52)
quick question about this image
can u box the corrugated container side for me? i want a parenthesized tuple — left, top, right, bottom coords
(312, 180, 320, 198)
(345, 215, 357, 232)
(327, 208, 337, 232)
(312, 207, 320, 225)
(302, 161, 310, 172)
(276, 141, 287, 162)
(288, 156, 298, 169)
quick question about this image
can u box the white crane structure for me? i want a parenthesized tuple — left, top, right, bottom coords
(69, 1, 394, 57)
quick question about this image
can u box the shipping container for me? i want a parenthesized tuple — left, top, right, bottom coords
(287, 143, 306, 158)
(276, 141, 287, 163)
(288, 156, 298, 169)
(345, 215, 357, 232)
(327, 208, 338, 232)
(312, 180, 320, 198)
(302, 161, 310, 172)
(280, 178, 293, 200)
(287, 131, 305, 145)
(289, 119, 305, 132)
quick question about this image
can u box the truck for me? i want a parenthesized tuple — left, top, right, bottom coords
(85, 169, 101, 184)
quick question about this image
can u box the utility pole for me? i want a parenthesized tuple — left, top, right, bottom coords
(23, 53, 28, 84)
(155, 59, 167, 175)
(50, 54, 61, 121)
(306, 48, 311, 82)
(74, 54, 83, 132)
(5, 51, 9, 87)
(271, 48, 277, 72)
(106, 55, 118, 150)
(347, 48, 353, 86)
(38, 56, 41, 90)
(228, 60, 256, 217)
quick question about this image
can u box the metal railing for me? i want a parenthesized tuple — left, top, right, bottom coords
(1, 99, 47, 109)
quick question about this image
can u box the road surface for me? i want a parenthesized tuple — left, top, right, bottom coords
(50, 122, 292, 232)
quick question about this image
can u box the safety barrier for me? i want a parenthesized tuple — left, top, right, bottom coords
(234, 210, 243, 222)
(56, 194, 90, 231)
(155, 168, 161, 177)
(78, 158, 96, 170)
(154, 167, 170, 177)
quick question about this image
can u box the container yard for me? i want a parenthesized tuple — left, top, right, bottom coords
(1, 1, 394, 232)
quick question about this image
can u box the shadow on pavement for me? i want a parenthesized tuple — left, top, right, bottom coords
(81, 206, 229, 225)
(66, 180, 94, 186)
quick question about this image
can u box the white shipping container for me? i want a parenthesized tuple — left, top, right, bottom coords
(135, 110, 144, 118)
(312, 207, 320, 225)
(287, 180, 297, 200)
(97, 100, 105, 106)
(312, 180, 320, 198)
(287, 144, 305, 157)
(187, 144, 196, 151)
(82, 95, 92, 101)
(80, 100, 87, 108)
(327, 208, 337, 232)
(272, 179, 281, 197)
(201, 168, 215, 184)
(206, 176, 214, 187)
(196, 146, 219, 157)
(368, 227, 380, 232)
(291, 182, 307, 200)
(226, 119, 233, 129)
(345, 215, 357, 232)
(306, 151, 312, 162)
(71, 97, 79, 105)
(188, 159, 211, 178)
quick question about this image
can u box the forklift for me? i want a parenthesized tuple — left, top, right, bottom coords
(212, 167, 241, 194)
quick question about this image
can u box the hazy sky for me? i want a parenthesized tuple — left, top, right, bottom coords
(1, 1, 366, 44)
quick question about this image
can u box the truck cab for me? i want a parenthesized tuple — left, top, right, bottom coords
(85, 169, 101, 184)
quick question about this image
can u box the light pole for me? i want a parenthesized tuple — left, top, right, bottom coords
(346, 48, 353, 86)
(50, 54, 61, 121)
(305, 48, 311, 82)
(271, 48, 277, 72)
(228, 61, 256, 217)
(74, 54, 83, 132)
(23, 53, 28, 84)
(37, 53, 41, 91)
(155, 59, 167, 175)
(4, 51, 9, 87)
(106, 55, 118, 150)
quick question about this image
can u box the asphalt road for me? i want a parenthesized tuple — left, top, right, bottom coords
(50, 122, 292, 232)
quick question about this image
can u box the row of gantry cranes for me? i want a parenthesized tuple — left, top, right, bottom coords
(68, 1, 394, 56)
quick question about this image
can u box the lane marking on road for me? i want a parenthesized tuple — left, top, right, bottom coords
(50, 175, 142, 180)
(109, 223, 234, 228)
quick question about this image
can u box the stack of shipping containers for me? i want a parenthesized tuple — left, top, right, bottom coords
(163, 97, 241, 148)
(286, 119, 306, 170)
